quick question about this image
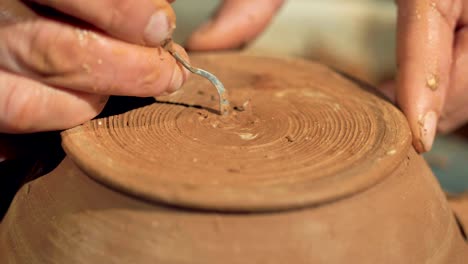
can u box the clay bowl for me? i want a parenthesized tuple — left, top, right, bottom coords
(1, 54, 467, 263)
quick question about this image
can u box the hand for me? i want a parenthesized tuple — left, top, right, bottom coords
(382, 0, 468, 153)
(0, 0, 190, 134)
(186, 0, 285, 51)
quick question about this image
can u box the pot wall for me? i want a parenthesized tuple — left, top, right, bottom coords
(1, 148, 466, 263)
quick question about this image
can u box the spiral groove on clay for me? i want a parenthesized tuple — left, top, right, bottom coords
(63, 54, 411, 212)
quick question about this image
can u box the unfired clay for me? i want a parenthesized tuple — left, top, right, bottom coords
(1, 54, 466, 263)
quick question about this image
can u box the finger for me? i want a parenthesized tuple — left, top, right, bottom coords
(438, 27, 468, 132)
(29, 0, 176, 46)
(438, 104, 468, 133)
(0, 18, 190, 97)
(0, 70, 108, 133)
(396, 0, 459, 153)
(186, 0, 284, 51)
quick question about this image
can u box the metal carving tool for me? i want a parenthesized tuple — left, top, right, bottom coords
(163, 40, 230, 115)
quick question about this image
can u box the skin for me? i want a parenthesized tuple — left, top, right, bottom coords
(3, 0, 468, 161)
(0, 0, 189, 160)
(186, 0, 285, 51)
(188, 0, 468, 154)
(394, 0, 468, 153)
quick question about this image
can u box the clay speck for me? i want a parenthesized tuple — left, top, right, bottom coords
(197, 111, 209, 120)
(415, 9, 421, 20)
(233, 105, 245, 112)
(242, 100, 251, 111)
(82, 64, 91, 73)
(426, 74, 439, 91)
(333, 103, 341, 111)
(75, 29, 89, 47)
(90, 32, 99, 40)
(239, 133, 258, 140)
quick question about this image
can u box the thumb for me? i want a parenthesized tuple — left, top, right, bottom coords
(29, 0, 176, 46)
(186, 0, 284, 51)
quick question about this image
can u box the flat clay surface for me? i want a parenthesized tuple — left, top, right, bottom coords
(62, 54, 411, 212)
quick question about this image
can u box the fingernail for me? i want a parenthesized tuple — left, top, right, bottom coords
(417, 111, 438, 152)
(144, 11, 175, 46)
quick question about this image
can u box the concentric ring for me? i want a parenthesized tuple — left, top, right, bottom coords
(62, 54, 411, 212)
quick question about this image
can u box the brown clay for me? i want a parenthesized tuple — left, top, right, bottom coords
(62, 54, 412, 212)
(1, 54, 467, 263)
(449, 194, 468, 239)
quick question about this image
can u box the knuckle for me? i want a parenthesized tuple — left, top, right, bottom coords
(102, 1, 129, 32)
(432, 0, 461, 27)
(19, 22, 78, 78)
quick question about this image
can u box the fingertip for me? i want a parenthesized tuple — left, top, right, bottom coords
(186, 20, 243, 51)
(144, 2, 176, 46)
(144, 11, 175, 46)
(409, 110, 438, 153)
(186, 0, 284, 51)
(396, 72, 442, 154)
(185, 22, 219, 51)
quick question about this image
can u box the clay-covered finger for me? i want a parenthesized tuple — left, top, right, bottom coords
(437, 27, 468, 133)
(28, 0, 176, 46)
(0, 70, 108, 133)
(186, 0, 284, 51)
(0, 18, 190, 97)
(396, 0, 458, 152)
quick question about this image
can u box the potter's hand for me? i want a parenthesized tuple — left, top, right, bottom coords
(0, 0, 189, 133)
(383, 1, 468, 153)
(186, 0, 284, 51)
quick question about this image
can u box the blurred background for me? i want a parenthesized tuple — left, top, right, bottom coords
(172, 0, 468, 195)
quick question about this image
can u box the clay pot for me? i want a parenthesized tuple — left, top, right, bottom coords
(1, 54, 466, 263)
